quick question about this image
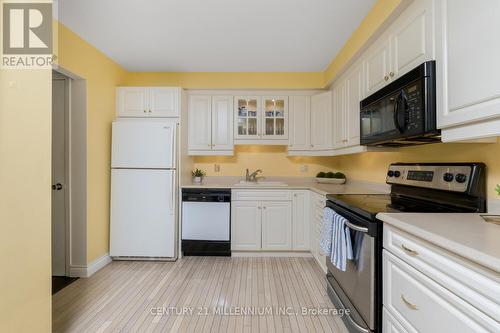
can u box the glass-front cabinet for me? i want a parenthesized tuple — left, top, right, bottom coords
(234, 96, 288, 141)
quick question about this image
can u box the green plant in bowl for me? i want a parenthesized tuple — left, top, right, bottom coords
(316, 172, 326, 178)
(325, 172, 335, 178)
(333, 172, 346, 179)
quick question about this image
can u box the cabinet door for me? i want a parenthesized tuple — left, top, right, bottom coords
(117, 87, 149, 117)
(288, 96, 311, 151)
(345, 62, 363, 147)
(310, 91, 333, 150)
(332, 80, 347, 148)
(292, 191, 309, 251)
(188, 95, 212, 151)
(261, 201, 292, 251)
(436, 0, 500, 129)
(234, 97, 260, 140)
(212, 96, 234, 151)
(262, 97, 288, 139)
(231, 201, 262, 251)
(364, 38, 391, 96)
(149, 87, 180, 117)
(391, 0, 434, 80)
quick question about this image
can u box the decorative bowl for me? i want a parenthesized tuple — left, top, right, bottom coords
(315, 177, 346, 184)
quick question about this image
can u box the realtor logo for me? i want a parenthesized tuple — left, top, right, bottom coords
(2, 1, 52, 68)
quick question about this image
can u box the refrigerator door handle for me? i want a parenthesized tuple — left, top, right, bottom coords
(170, 171, 175, 215)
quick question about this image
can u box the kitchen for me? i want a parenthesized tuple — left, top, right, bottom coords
(1, 0, 500, 332)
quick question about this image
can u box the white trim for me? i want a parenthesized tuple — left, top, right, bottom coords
(187, 89, 325, 96)
(287, 145, 396, 157)
(231, 251, 312, 258)
(69, 253, 112, 278)
(188, 150, 234, 156)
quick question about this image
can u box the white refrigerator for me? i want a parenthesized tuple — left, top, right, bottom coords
(110, 119, 177, 259)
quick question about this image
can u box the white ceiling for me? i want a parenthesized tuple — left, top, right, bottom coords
(58, 0, 375, 72)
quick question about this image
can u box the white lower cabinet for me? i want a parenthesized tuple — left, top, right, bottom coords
(309, 192, 327, 272)
(261, 201, 292, 250)
(231, 191, 292, 251)
(292, 191, 310, 251)
(231, 201, 262, 251)
(383, 225, 500, 333)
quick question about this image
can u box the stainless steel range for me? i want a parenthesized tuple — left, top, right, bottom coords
(325, 163, 486, 333)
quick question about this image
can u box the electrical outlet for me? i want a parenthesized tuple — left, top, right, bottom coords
(300, 164, 308, 173)
(214, 164, 221, 173)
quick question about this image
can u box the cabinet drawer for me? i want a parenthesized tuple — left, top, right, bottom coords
(383, 250, 500, 333)
(384, 225, 500, 321)
(232, 190, 292, 201)
(382, 307, 408, 333)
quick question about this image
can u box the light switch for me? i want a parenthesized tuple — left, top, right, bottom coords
(214, 164, 221, 173)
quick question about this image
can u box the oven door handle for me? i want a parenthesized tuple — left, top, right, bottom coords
(345, 220, 369, 234)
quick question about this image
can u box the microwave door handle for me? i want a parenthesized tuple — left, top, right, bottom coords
(393, 92, 403, 133)
(345, 220, 369, 234)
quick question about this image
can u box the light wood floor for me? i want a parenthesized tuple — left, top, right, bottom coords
(53, 257, 348, 333)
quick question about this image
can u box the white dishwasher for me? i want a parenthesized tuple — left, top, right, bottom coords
(181, 188, 231, 256)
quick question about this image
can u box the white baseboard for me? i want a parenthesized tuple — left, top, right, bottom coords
(231, 251, 312, 258)
(69, 253, 112, 278)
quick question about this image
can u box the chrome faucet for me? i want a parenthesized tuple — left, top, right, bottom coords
(246, 169, 263, 182)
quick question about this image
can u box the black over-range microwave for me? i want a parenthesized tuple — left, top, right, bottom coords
(360, 61, 441, 147)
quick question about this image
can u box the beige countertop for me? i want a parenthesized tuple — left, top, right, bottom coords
(377, 212, 500, 273)
(181, 177, 390, 196)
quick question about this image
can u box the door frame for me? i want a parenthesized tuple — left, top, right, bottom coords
(52, 65, 88, 277)
(52, 71, 71, 276)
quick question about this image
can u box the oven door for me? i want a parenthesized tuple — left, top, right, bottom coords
(325, 203, 378, 333)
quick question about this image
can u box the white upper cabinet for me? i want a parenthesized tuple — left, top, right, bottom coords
(288, 96, 311, 151)
(333, 80, 347, 148)
(211, 96, 234, 151)
(188, 95, 212, 151)
(188, 95, 234, 155)
(390, 0, 434, 80)
(117, 87, 149, 117)
(310, 91, 334, 150)
(117, 87, 180, 117)
(436, 0, 500, 134)
(364, 38, 391, 96)
(234, 96, 288, 143)
(149, 88, 180, 117)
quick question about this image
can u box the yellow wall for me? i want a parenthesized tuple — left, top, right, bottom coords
(126, 72, 324, 89)
(193, 146, 341, 177)
(323, 0, 402, 83)
(0, 71, 52, 331)
(57, 23, 127, 262)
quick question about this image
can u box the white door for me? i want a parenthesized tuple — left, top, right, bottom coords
(211, 96, 234, 151)
(311, 91, 333, 150)
(231, 201, 262, 251)
(112, 120, 176, 168)
(117, 87, 149, 117)
(333, 80, 347, 148)
(345, 62, 363, 147)
(364, 38, 391, 96)
(110, 169, 175, 257)
(292, 191, 309, 251)
(261, 201, 292, 251)
(391, 0, 433, 80)
(188, 95, 212, 151)
(288, 96, 311, 151)
(52, 77, 67, 276)
(149, 87, 179, 117)
(436, 0, 500, 128)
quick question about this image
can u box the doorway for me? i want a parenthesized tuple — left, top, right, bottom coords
(52, 71, 77, 293)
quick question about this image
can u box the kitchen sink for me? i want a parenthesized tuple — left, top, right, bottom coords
(233, 180, 288, 187)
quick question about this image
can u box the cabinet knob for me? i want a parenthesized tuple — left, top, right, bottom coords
(310, 144, 314, 147)
(384, 75, 389, 81)
(148, 109, 152, 113)
(389, 72, 394, 77)
(263, 206, 266, 209)
(258, 206, 262, 210)
(289, 144, 292, 147)
(143, 110, 147, 113)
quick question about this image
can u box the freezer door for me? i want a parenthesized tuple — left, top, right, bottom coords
(112, 120, 176, 168)
(110, 169, 176, 257)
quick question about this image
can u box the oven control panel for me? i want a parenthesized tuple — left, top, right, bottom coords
(386, 164, 473, 192)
